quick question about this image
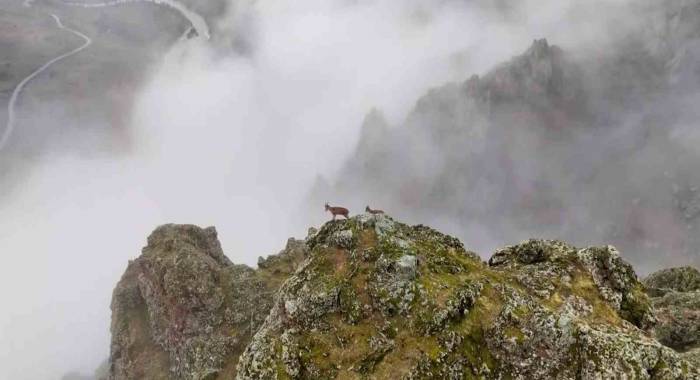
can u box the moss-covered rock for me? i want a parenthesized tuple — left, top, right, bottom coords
(109, 218, 699, 379)
(651, 291, 700, 351)
(644, 267, 700, 297)
(235, 216, 698, 379)
(682, 348, 700, 368)
(109, 224, 308, 380)
(644, 267, 700, 357)
(489, 240, 656, 330)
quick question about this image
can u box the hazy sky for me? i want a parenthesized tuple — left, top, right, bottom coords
(0, 0, 681, 378)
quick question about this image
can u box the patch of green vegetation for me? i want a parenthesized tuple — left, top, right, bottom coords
(648, 358, 670, 378)
(238, 217, 699, 379)
(298, 334, 339, 377)
(338, 284, 362, 324)
(503, 325, 526, 343)
(620, 284, 653, 328)
(357, 344, 393, 374)
(453, 296, 500, 371)
(375, 238, 409, 260)
(271, 341, 292, 380)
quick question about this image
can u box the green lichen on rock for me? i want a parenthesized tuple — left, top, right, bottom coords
(234, 216, 698, 379)
(652, 291, 700, 351)
(489, 240, 656, 330)
(644, 267, 700, 358)
(644, 267, 700, 297)
(682, 348, 700, 368)
(109, 218, 699, 379)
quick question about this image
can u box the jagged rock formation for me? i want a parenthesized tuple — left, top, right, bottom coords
(644, 266, 700, 367)
(322, 38, 591, 234)
(110, 217, 700, 379)
(643, 0, 700, 91)
(109, 224, 308, 379)
(310, 1, 700, 272)
(232, 214, 694, 379)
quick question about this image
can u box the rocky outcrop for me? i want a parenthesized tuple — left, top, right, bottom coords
(109, 224, 308, 380)
(643, 0, 700, 90)
(644, 266, 700, 296)
(460, 38, 587, 120)
(652, 291, 700, 351)
(489, 240, 656, 330)
(644, 266, 700, 366)
(683, 348, 700, 368)
(235, 215, 697, 379)
(110, 217, 700, 379)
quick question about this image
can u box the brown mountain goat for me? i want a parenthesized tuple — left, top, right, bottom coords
(325, 203, 349, 220)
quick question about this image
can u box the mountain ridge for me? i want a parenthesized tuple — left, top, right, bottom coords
(108, 215, 699, 379)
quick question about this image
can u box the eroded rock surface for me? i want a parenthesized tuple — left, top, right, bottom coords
(312, 2, 700, 275)
(644, 267, 700, 361)
(235, 215, 697, 379)
(109, 224, 307, 380)
(644, 267, 700, 296)
(110, 218, 699, 379)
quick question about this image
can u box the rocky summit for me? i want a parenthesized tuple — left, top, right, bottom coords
(109, 224, 306, 379)
(109, 215, 699, 379)
(643, 267, 700, 368)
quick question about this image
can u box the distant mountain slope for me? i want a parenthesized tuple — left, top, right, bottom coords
(311, 0, 700, 272)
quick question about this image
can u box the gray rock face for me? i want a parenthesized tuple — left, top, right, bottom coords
(683, 348, 700, 368)
(643, 0, 700, 90)
(311, 1, 700, 274)
(474, 38, 587, 118)
(108, 219, 700, 379)
(235, 216, 698, 379)
(645, 267, 700, 356)
(109, 224, 307, 380)
(490, 240, 656, 330)
(653, 291, 700, 351)
(644, 266, 700, 296)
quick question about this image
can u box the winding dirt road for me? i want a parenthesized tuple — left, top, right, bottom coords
(0, 14, 92, 152)
(1, 0, 209, 152)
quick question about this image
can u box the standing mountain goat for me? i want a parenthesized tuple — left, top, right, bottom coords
(365, 206, 384, 215)
(325, 203, 349, 220)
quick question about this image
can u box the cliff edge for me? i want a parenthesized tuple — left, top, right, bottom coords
(109, 216, 698, 379)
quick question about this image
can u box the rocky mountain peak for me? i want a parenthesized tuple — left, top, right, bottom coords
(233, 214, 694, 379)
(479, 37, 584, 113)
(108, 216, 699, 379)
(526, 38, 553, 60)
(109, 224, 307, 379)
(144, 224, 231, 266)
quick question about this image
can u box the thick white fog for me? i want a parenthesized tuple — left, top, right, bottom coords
(0, 0, 672, 378)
